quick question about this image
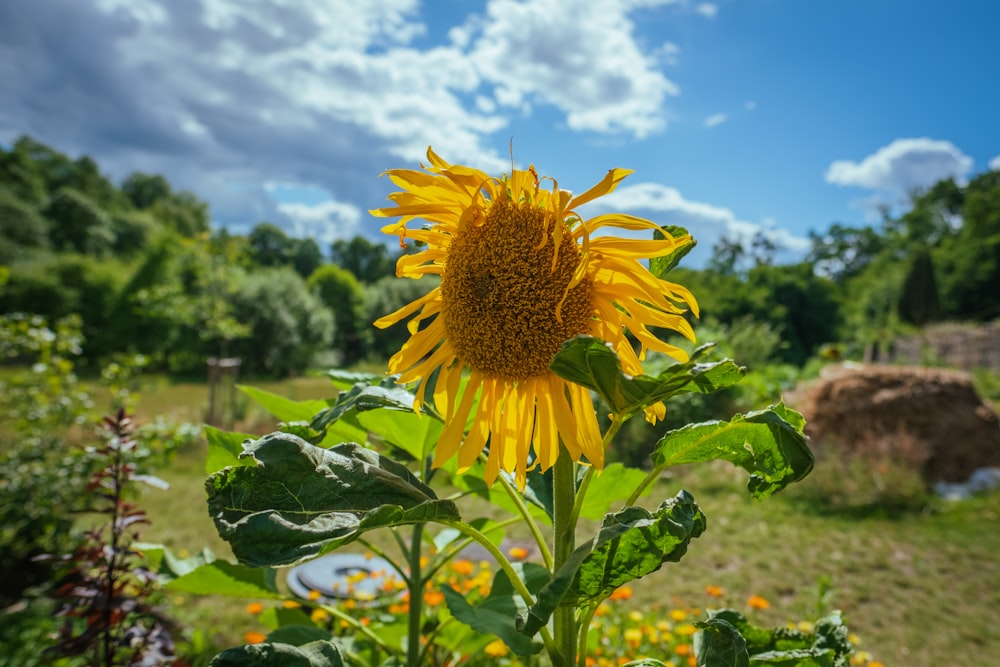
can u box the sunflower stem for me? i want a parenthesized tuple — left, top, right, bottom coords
(405, 524, 423, 667)
(625, 463, 666, 507)
(552, 444, 577, 667)
(496, 467, 554, 570)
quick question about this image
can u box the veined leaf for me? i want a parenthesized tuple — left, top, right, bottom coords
(204, 425, 255, 474)
(519, 491, 705, 635)
(695, 618, 750, 667)
(310, 378, 416, 433)
(206, 433, 460, 567)
(650, 225, 695, 278)
(443, 563, 549, 657)
(651, 403, 813, 499)
(165, 560, 280, 598)
(209, 639, 348, 666)
(238, 385, 329, 423)
(578, 463, 651, 520)
(550, 336, 745, 419)
(324, 369, 385, 391)
(357, 409, 442, 462)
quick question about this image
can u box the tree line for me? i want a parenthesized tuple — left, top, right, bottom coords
(2, 135, 997, 376)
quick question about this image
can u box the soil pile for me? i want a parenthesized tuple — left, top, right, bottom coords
(792, 364, 1000, 483)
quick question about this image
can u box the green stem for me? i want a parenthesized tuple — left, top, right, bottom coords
(317, 603, 400, 657)
(625, 463, 665, 507)
(416, 615, 456, 665)
(551, 444, 577, 667)
(406, 524, 424, 667)
(495, 464, 554, 570)
(440, 519, 558, 656)
(357, 537, 408, 581)
(577, 605, 600, 667)
(424, 517, 521, 583)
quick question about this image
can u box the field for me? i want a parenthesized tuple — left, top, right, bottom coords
(122, 374, 1000, 667)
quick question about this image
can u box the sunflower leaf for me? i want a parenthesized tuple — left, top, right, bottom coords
(443, 563, 549, 657)
(651, 403, 813, 499)
(694, 618, 750, 667)
(550, 336, 746, 419)
(209, 638, 349, 666)
(206, 433, 460, 567)
(650, 225, 696, 278)
(518, 491, 705, 636)
(310, 377, 416, 433)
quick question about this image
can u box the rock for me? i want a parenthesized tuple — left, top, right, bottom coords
(791, 364, 1000, 484)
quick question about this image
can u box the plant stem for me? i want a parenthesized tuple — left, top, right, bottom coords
(551, 444, 577, 667)
(495, 465, 554, 570)
(625, 463, 665, 507)
(577, 604, 600, 667)
(319, 603, 400, 658)
(440, 519, 558, 656)
(406, 524, 424, 667)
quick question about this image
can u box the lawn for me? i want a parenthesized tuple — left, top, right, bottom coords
(129, 376, 1000, 666)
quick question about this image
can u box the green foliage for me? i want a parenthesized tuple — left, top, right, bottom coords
(364, 274, 440, 360)
(308, 264, 370, 364)
(229, 268, 335, 376)
(330, 236, 395, 283)
(210, 639, 349, 666)
(45, 186, 116, 255)
(0, 188, 49, 260)
(897, 247, 940, 325)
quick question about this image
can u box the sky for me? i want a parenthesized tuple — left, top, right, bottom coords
(2, 0, 998, 267)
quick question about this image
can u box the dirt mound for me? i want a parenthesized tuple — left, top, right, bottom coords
(792, 364, 1000, 483)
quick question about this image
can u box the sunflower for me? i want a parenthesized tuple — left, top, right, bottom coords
(372, 148, 698, 488)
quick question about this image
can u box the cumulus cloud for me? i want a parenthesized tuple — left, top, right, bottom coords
(581, 182, 810, 267)
(703, 113, 727, 128)
(825, 138, 974, 193)
(695, 3, 718, 18)
(0, 0, 693, 239)
(990, 154, 1000, 171)
(466, 0, 679, 138)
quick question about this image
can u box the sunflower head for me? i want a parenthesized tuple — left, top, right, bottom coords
(371, 148, 698, 487)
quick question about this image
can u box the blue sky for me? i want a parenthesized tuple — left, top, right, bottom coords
(2, 0, 997, 267)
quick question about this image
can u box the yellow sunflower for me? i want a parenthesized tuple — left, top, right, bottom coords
(372, 148, 698, 487)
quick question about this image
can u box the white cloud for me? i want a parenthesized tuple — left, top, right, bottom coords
(703, 113, 727, 128)
(467, 0, 680, 138)
(582, 182, 810, 267)
(825, 138, 974, 192)
(695, 3, 718, 18)
(990, 154, 1000, 171)
(276, 199, 364, 249)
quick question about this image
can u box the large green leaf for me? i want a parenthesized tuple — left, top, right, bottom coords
(204, 425, 256, 474)
(649, 225, 695, 278)
(695, 618, 751, 667)
(519, 491, 705, 635)
(357, 409, 442, 462)
(206, 433, 460, 567)
(550, 336, 745, 419)
(238, 385, 329, 423)
(578, 463, 651, 520)
(324, 369, 385, 391)
(651, 403, 813, 499)
(443, 563, 549, 657)
(165, 560, 280, 598)
(209, 639, 348, 666)
(703, 610, 851, 667)
(748, 649, 835, 666)
(310, 377, 417, 433)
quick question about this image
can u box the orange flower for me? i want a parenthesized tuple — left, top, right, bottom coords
(484, 639, 510, 657)
(704, 584, 724, 598)
(674, 643, 691, 656)
(624, 628, 643, 647)
(508, 546, 529, 560)
(245, 602, 264, 615)
(283, 600, 301, 609)
(747, 595, 771, 610)
(609, 585, 633, 601)
(307, 589, 322, 601)
(424, 590, 445, 606)
(450, 559, 475, 575)
(868, 662, 885, 667)
(243, 631, 266, 645)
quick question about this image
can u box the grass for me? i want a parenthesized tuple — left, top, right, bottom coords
(125, 376, 1000, 665)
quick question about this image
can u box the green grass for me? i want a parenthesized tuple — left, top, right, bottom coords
(131, 377, 1000, 665)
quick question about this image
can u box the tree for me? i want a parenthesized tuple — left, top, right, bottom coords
(897, 248, 940, 326)
(122, 172, 172, 209)
(291, 238, 323, 278)
(365, 275, 440, 360)
(308, 264, 369, 364)
(0, 190, 49, 261)
(807, 223, 885, 281)
(331, 236, 395, 283)
(44, 187, 115, 255)
(248, 222, 294, 267)
(229, 268, 336, 376)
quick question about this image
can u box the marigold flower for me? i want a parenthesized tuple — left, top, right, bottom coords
(283, 600, 301, 609)
(243, 631, 266, 645)
(310, 608, 330, 623)
(451, 559, 475, 575)
(670, 608, 688, 622)
(245, 602, 264, 615)
(704, 584, 724, 598)
(867, 661, 885, 667)
(484, 639, 510, 657)
(307, 589, 322, 601)
(424, 590, 445, 606)
(747, 595, 771, 610)
(674, 643, 692, 656)
(372, 148, 698, 487)
(508, 546, 529, 560)
(624, 628, 643, 646)
(609, 585, 633, 601)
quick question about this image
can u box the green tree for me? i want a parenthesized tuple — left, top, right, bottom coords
(331, 236, 395, 282)
(44, 187, 115, 255)
(148, 191, 209, 237)
(122, 172, 172, 209)
(0, 138, 48, 205)
(364, 274, 440, 360)
(0, 190, 49, 261)
(308, 264, 369, 364)
(248, 222, 294, 267)
(897, 247, 940, 326)
(229, 268, 336, 376)
(290, 237, 323, 278)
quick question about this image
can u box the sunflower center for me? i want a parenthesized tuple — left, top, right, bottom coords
(441, 199, 593, 381)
